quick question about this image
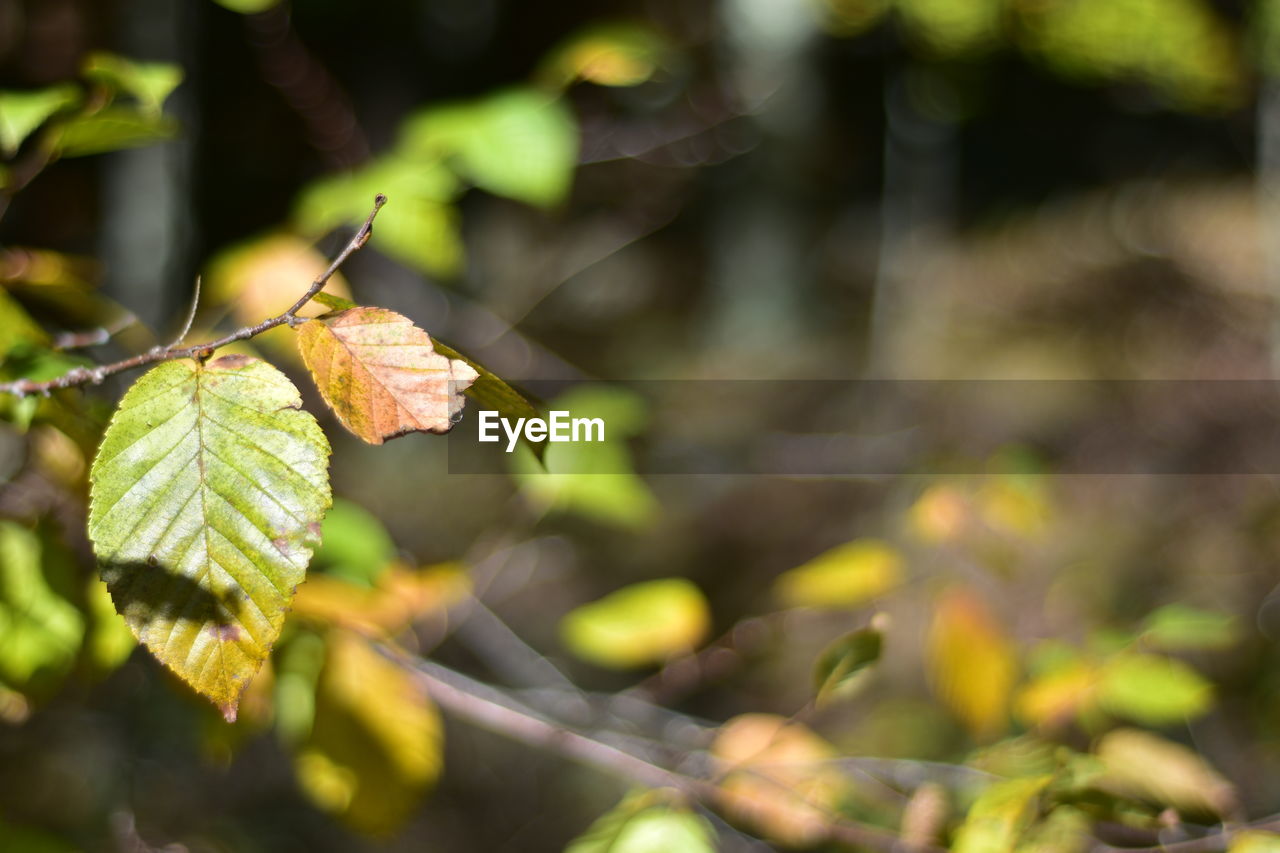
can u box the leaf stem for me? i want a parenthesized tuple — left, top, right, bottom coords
(0, 194, 387, 398)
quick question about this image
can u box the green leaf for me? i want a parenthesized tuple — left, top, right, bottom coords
(813, 625, 882, 706)
(0, 521, 84, 691)
(212, 0, 282, 12)
(311, 291, 357, 313)
(1094, 728, 1236, 817)
(433, 338, 542, 430)
(312, 499, 397, 587)
(1096, 653, 1212, 725)
(84, 576, 136, 675)
(0, 85, 81, 157)
(401, 88, 579, 208)
(952, 775, 1051, 853)
(539, 23, 669, 89)
(294, 157, 462, 277)
(55, 107, 177, 157)
(774, 539, 904, 608)
(566, 792, 717, 853)
(1140, 604, 1238, 652)
(88, 355, 331, 721)
(560, 578, 709, 669)
(83, 52, 183, 116)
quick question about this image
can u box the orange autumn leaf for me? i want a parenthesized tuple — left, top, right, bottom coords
(296, 307, 478, 444)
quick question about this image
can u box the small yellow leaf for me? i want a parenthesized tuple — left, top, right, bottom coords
(296, 307, 478, 445)
(774, 539, 904, 608)
(295, 630, 443, 835)
(908, 484, 972, 543)
(1093, 728, 1237, 818)
(560, 578, 709, 669)
(1014, 662, 1097, 729)
(927, 587, 1018, 740)
(711, 714, 848, 846)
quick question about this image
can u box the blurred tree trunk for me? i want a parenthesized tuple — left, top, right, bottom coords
(100, 0, 197, 332)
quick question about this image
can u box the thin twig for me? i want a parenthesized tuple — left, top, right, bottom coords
(51, 313, 139, 351)
(165, 275, 201, 350)
(0, 194, 386, 397)
(382, 646, 943, 853)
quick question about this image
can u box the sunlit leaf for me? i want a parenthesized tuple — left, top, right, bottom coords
(927, 587, 1017, 739)
(566, 791, 716, 853)
(711, 713, 849, 846)
(1093, 729, 1237, 818)
(296, 306, 478, 445)
(0, 521, 84, 691)
(1140, 603, 1239, 652)
(813, 624, 882, 706)
(55, 107, 177, 157)
(293, 562, 468, 637)
(774, 538, 904, 608)
(952, 775, 1051, 853)
(0, 86, 80, 157)
(540, 24, 669, 89)
(88, 355, 331, 721)
(432, 338, 542, 433)
(401, 88, 579, 208)
(294, 629, 442, 835)
(83, 52, 183, 116)
(1096, 653, 1212, 725)
(561, 578, 709, 669)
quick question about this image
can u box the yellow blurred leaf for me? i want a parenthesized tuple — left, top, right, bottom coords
(295, 630, 443, 835)
(774, 539, 904, 608)
(541, 24, 669, 88)
(977, 476, 1051, 540)
(1093, 729, 1237, 818)
(711, 714, 848, 846)
(952, 775, 1051, 853)
(293, 562, 469, 637)
(561, 578, 709, 669)
(1230, 832, 1280, 853)
(204, 233, 352, 361)
(927, 587, 1018, 740)
(1014, 661, 1097, 729)
(1095, 653, 1213, 725)
(908, 484, 972, 543)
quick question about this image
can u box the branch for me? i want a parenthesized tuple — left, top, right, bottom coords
(0, 194, 386, 398)
(382, 646, 944, 853)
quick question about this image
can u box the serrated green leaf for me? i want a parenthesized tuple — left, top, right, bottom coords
(88, 355, 331, 721)
(0, 86, 81, 157)
(55, 107, 176, 157)
(401, 88, 578, 208)
(561, 578, 709, 669)
(566, 791, 716, 853)
(83, 52, 183, 116)
(813, 625, 882, 706)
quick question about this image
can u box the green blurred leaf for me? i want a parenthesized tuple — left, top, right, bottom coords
(83, 52, 183, 116)
(55, 107, 177, 157)
(0, 86, 81, 157)
(775, 539, 904, 609)
(294, 157, 462, 277)
(312, 498, 396, 588)
(1096, 653, 1212, 725)
(88, 355, 331, 721)
(294, 629, 442, 835)
(211, 0, 282, 11)
(566, 792, 716, 853)
(952, 775, 1051, 853)
(0, 521, 84, 691)
(1013, 804, 1090, 853)
(401, 88, 579, 208)
(1141, 603, 1238, 652)
(84, 575, 135, 676)
(561, 578, 710, 669)
(896, 0, 1002, 55)
(0, 818, 77, 853)
(813, 625, 882, 706)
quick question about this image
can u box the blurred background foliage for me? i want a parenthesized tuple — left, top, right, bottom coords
(4, 0, 1280, 850)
